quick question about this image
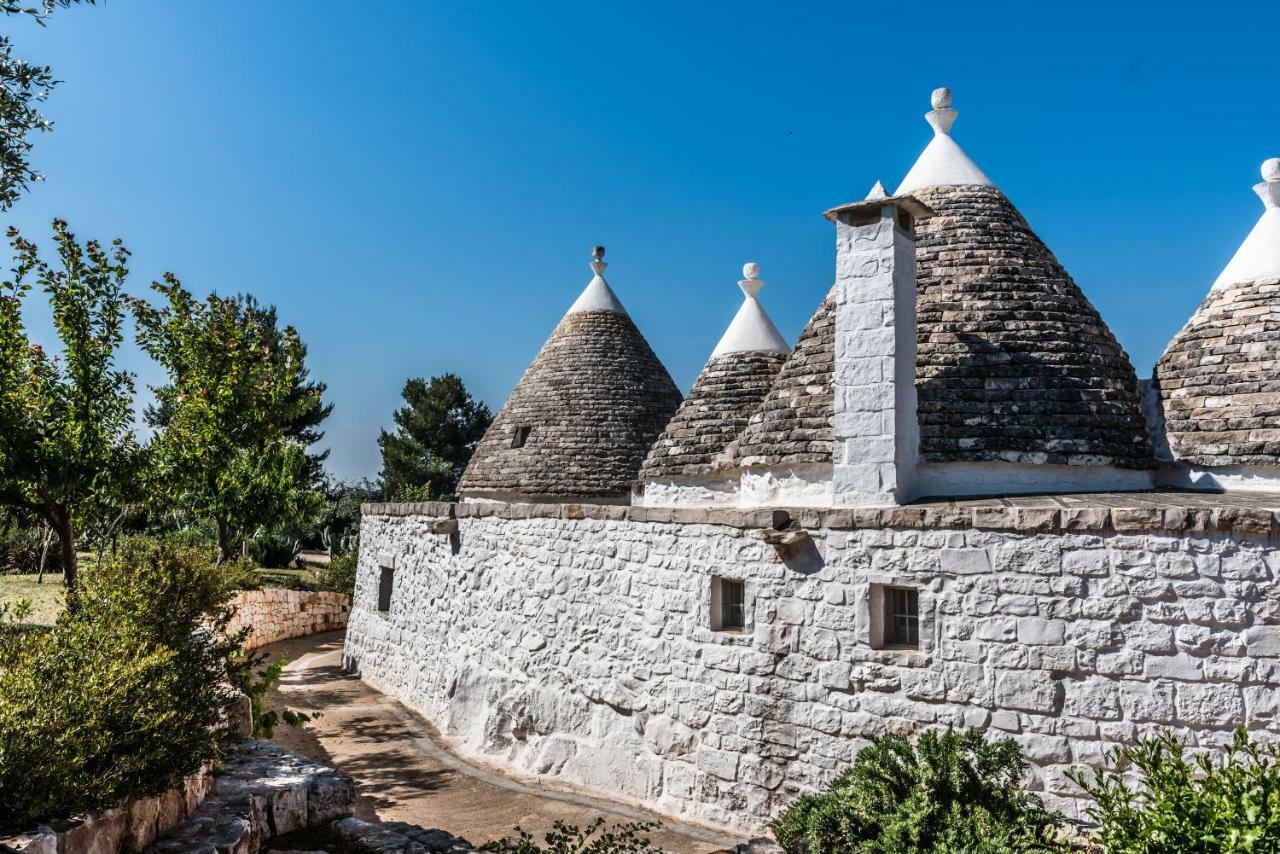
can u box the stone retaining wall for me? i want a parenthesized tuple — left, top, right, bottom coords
(344, 502, 1280, 834)
(227, 588, 351, 651)
(1, 767, 214, 853)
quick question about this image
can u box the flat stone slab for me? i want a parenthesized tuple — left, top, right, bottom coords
(333, 818, 474, 853)
(148, 740, 353, 853)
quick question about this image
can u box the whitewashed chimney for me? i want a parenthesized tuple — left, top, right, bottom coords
(823, 185, 932, 505)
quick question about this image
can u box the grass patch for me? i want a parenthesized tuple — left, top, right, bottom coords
(0, 574, 66, 626)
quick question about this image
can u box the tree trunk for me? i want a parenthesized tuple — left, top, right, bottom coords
(56, 513, 77, 594)
(216, 518, 233, 565)
(36, 523, 52, 583)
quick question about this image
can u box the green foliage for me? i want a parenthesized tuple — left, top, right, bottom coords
(481, 818, 663, 854)
(250, 532, 302, 569)
(234, 657, 311, 740)
(378, 373, 492, 501)
(0, 220, 139, 588)
(131, 280, 328, 562)
(770, 729, 1062, 854)
(310, 550, 357, 596)
(217, 555, 262, 591)
(0, 536, 241, 827)
(1069, 727, 1280, 853)
(315, 477, 377, 555)
(0, 2, 94, 209)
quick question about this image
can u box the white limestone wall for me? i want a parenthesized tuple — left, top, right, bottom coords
(344, 508, 1280, 834)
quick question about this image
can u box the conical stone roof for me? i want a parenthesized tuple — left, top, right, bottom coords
(902, 89, 1153, 468)
(729, 286, 836, 467)
(640, 264, 789, 479)
(458, 248, 682, 500)
(729, 89, 1153, 471)
(1155, 160, 1280, 467)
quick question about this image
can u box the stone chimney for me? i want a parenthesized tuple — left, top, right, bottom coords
(823, 185, 933, 505)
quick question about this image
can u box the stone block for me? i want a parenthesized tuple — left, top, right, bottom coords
(995, 671, 1061, 715)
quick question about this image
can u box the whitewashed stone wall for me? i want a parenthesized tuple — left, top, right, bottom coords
(343, 503, 1280, 834)
(226, 588, 351, 651)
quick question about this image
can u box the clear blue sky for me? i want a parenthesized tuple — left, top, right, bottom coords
(9, 1, 1278, 480)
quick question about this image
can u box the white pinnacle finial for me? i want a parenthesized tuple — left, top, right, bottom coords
(590, 244, 608, 276)
(865, 180, 889, 200)
(739, 262, 763, 299)
(567, 243, 626, 314)
(925, 86, 958, 136)
(895, 86, 993, 194)
(1211, 159, 1280, 290)
(1260, 159, 1280, 210)
(711, 261, 789, 357)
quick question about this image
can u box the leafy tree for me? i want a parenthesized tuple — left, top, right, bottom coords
(0, 1, 95, 210)
(131, 277, 328, 562)
(0, 220, 137, 591)
(378, 373, 492, 500)
(770, 729, 1062, 854)
(1070, 727, 1280, 852)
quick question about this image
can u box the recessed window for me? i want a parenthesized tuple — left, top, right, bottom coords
(848, 208, 880, 227)
(871, 584, 919, 650)
(886, 587, 919, 647)
(896, 208, 914, 234)
(511, 425, 532, 448)
(378, 566, 394, 612)
(710, 577, 746, 632)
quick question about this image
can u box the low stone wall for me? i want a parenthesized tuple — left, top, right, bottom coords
(344, 499, 1280, 834)
(227, 588, 351, 651)
(1, 766, 214, 853)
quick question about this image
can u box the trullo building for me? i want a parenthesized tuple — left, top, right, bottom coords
(346, 90, 1280, 836)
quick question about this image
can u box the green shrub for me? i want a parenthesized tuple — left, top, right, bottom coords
(218, 555, 262, 591)
(770, 729, 1062, 854)
(250, 533, 302, 569)
(1069, 727, 1280, 852)
(481, 818, 663, 853)
(235, 657, 311, 739)
(310, 550, 357, 596)
(0, 537, 243, 827)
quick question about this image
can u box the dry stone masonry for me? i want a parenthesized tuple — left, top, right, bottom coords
(226, 589, 351, 651)
(345, 495, 1280, 834)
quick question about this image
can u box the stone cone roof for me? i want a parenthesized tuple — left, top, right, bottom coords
(640, 351, 787, 478)
(1155, 276, 1280, 466)
(459, 273, 682, 500)
(913, 183, 1153, 468)
(728, 289, 837, 467)
(1155, 161, 1280, 467)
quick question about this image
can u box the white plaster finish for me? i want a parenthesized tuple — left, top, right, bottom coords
(831, 205, 919, 505)
(738, 463, 833, 507)
(225, 588, 351, 651)
(639, 475, 741, 508)
(345, 509, 1280, 834)
(567, 252, 628, 315)
(1158, 462, 1280, 493)
(895, 89, 993, 194)
(1212, 161, 1280, 291)
(916, 461, 1156, 499)
(710, 265, 790, 358)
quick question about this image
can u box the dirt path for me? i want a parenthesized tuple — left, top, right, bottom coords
(262, 631, 737, 853)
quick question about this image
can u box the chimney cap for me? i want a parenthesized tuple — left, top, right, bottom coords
(822, 192, 934, 224)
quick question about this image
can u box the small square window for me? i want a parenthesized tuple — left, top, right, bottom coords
(511, 425, 532, 448)
(871, 584, 920, 650)
(378, 566, 394, 612)
(711, 577, 746, 632)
